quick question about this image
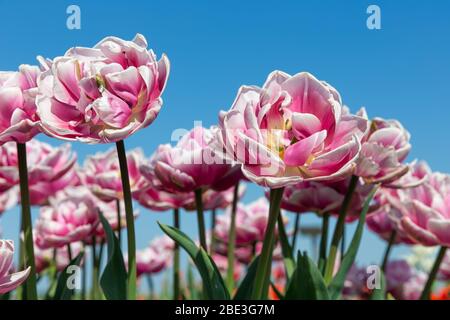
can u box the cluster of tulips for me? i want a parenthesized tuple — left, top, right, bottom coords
(0, 33, 449, 300)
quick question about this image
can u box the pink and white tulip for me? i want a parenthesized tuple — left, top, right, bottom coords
(0, 240, 31, 294)
(83, 147, 146, 201)
(216, 71, 368, 188)
(0, 140, 78, 205)
(141, 127, 232, 193)
(36, 34, 169, 143)
(35, 186, 102, 248)
(0, 65, 41, 145)
(356, 116, 411, 184)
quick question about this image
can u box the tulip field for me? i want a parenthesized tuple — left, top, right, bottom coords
(0, 1, 449, 305)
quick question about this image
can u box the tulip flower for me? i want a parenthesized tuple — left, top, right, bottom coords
(356, 116, 411, 184)
(142, 127, 232, 251)
(143, 127, 232, 194)
(36, 34, 169, 144)
(83, 147, 146, 201)
(0, 65, 41, 144)
(34, 186, 102, 249)
(212, 253, 244, 282)
(281, 177, 375, 221)
(135, 247, 171, 276)
(438, 251, 450, 281)
(0, 240, 31, 294)
(0, 140, 78, 205)
(216, 71, 368, 298)
(384, 260, 428, 300)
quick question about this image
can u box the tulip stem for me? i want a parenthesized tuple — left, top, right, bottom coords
(173, 208, 180, 300)
(147, 275, 154, 299)
(291, 213, 301, 251)
(324, 175, 358, 283)
(252, 187, 284, 300)
(210, 209, 217, 256)
(341, 224, 346, 259)
(420, 246, 447, 300)
(67, 244, 73, 262)
(116, 198, 122, 250)
(381, 230, 397, 272)
(81, 245, 86, 300)
(194, 189, 208, 251)
(318, 213, 330, 273)
(226, 182, 239, 294)
(116, 140, 137, 300)
(91, 236, 99, 300)
(16, 142, 37, 300)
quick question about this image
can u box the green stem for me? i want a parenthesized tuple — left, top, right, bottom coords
(420, 246, 447, 300)
(173, 208, 180, 300)
(16, 142, 37, 300)
(291, 213, 301, 252)
(91, 237, 99, 300)
(194, 189, 207, 251)
(251, 187, 284, 300)
(324, 175, 358, 282)
(116, 198, 122, 250)
(81, 245, 86, 300)
(318, 213, 330, 272)
(341, 224, 346, 259)
(226, 182, 239, 293)
(116, 140, 136, 300)
(381, 230, 397, 272)
(210, 209, 217, 256)
(67, 244, 73, 262)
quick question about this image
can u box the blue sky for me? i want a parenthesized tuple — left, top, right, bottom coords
(1, 0, 449, 288)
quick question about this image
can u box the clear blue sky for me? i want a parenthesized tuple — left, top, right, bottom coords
(1, 0, 449, 285)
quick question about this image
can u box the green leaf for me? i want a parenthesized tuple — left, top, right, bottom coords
(233, 256, 260, 300)
(328, 186, 378, 300)
(53, 251, 84, 300)
(370, 270, 386, 300)
(285, 251, 329, 300)
(277, 213, 295, 280)
(159, 222, 230, 300)
(99, 212, 128, 300)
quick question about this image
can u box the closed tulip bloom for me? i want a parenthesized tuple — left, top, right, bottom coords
(0, 140, 78, 205)
(141, 127, 232, 193)
(0, 240, 31, 294)
(83, 147, 146, 201)
(356, 116, 411, 184)
(35, 186, 102, 248)
(0, 65, 41, 145)
(216, 71, 368, 188)
(36, 34, 169, 143)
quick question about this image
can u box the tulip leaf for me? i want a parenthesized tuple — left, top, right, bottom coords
(100, 212, 128, 300)
(158, 222, 230, 300)
(53, 251, 84, 300)
(233, 255, 260, 300)
(370, 270, 386, 300)
(327, 186, 378, 300)
(277, 213, 295, 281)
(285, 251, 329, 300)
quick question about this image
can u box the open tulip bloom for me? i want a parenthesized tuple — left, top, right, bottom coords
(0, 30, 449, 303)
